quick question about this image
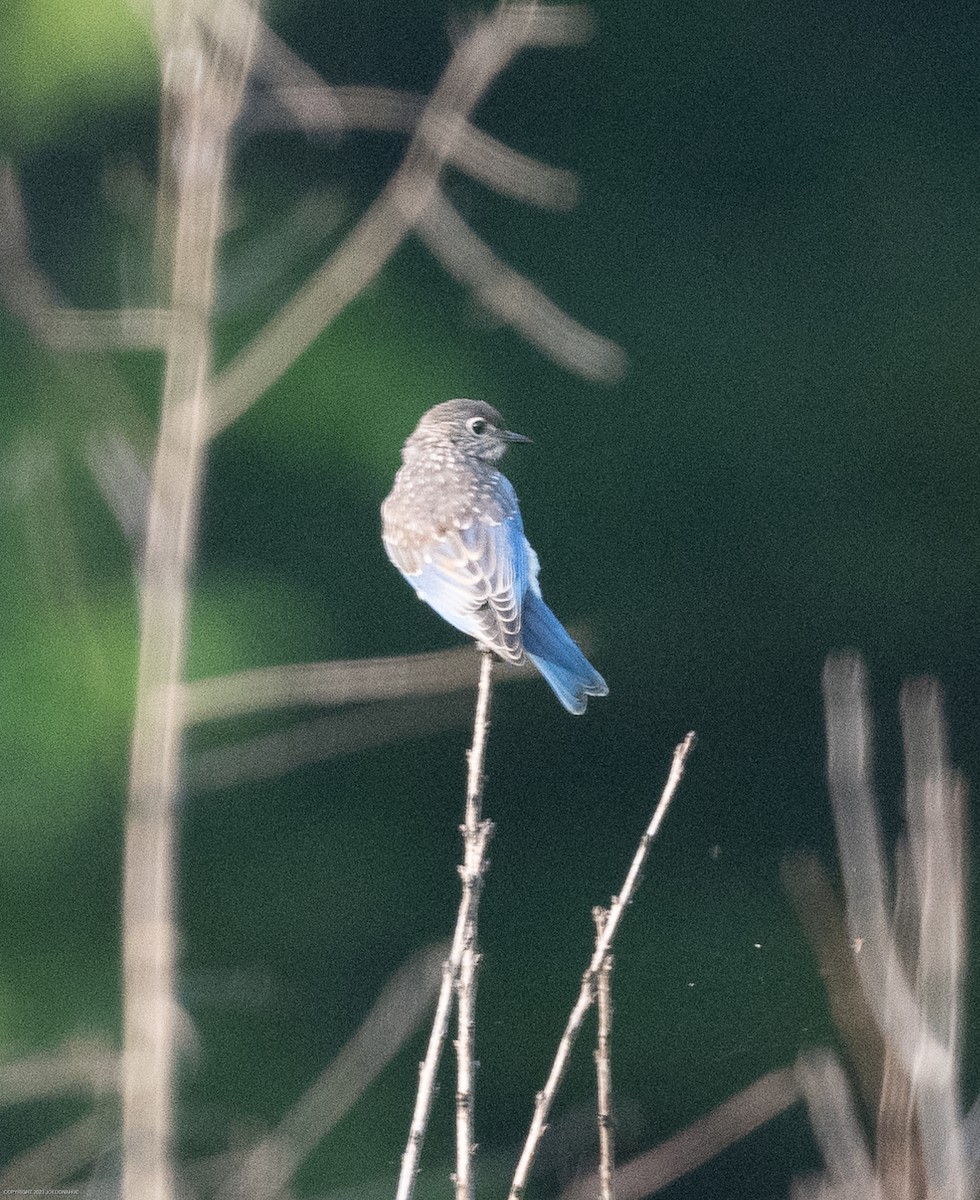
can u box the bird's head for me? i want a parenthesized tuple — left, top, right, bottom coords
(405, 399, 530, 463)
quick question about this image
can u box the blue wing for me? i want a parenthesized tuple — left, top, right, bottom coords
(384, 469, 609, 713)
(387, 479, 530, 663)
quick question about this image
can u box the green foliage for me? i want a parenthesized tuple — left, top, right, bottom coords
(232, 276, 497, 481)
(1, 0, 155, 148)
(4, 0, 980, 1192)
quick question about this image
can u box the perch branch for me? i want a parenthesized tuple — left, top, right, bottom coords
(593, 907, 615, 1200)
(455, 649, 495, 1200)
(397, 650, 496, 1200)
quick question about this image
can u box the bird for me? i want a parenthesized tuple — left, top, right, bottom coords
(381, 399, 608, 714)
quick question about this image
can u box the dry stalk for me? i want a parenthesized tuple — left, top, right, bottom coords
(121, 4, 256, 1198)
(509, 731, 696, 1200)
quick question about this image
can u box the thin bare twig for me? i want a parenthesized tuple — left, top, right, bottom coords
(509, 731, 697, 1200)
(397, 650, 496, 1200)
(592, 907, 615, 1200)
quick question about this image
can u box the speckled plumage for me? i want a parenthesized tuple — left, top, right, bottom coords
(381, 399, 608, 714)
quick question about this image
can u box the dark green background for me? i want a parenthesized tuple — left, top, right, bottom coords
(3, 0, 979, 1194)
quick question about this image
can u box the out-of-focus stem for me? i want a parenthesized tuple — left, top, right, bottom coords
(121, 6, 256, 1198)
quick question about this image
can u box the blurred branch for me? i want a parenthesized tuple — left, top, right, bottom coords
(791, 654, 970, 1200)
(782, 854, 885, 1115)
(185, 637, 598, 790)
(0, 163, 169, 351)
(84, 429, 151, 556)
(510, 731, 696, 1200)
(822, 657, 966, 1183)
(0, 1040, 118, 1194)
(184, 646, 539, 792)
(3, 433, 99, 627)
(897, 676, 966, 1188)
(218, 188, 348, 313)
(214, 942, 447, 1200)
(0, 1038, 117, 1105)
(795, 1051, 878, 1196)
(208, 3, 607, 436)
(0, 1106, 118, 1195)
(248, 85, 579, 210)
(29, 307, 173, 352)
(418, 191, 626, 382)
(120, 3, 257, 1198)
(822, 657, 952, 1084)
(558, 1067, 799, 1200)
(188, 693, 473, 791)
(0, 163, 155, 498)
(184, 644, 533, 724)
(449, 121, 579, 209)
(0, 163, 153, 564)
(0, 161, 67, 337)
(241, 0, 348, 136)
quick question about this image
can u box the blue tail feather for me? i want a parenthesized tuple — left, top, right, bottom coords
(521, 590, 608, 715)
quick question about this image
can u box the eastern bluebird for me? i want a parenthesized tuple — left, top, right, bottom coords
(381, 399, 608, 714)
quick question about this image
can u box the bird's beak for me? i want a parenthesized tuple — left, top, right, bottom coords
(501, 429, 532, 445)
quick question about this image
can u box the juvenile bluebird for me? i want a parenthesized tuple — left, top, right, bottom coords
(381, 399, 608, 714)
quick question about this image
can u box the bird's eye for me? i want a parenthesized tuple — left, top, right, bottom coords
(467, 417, 488, 435)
